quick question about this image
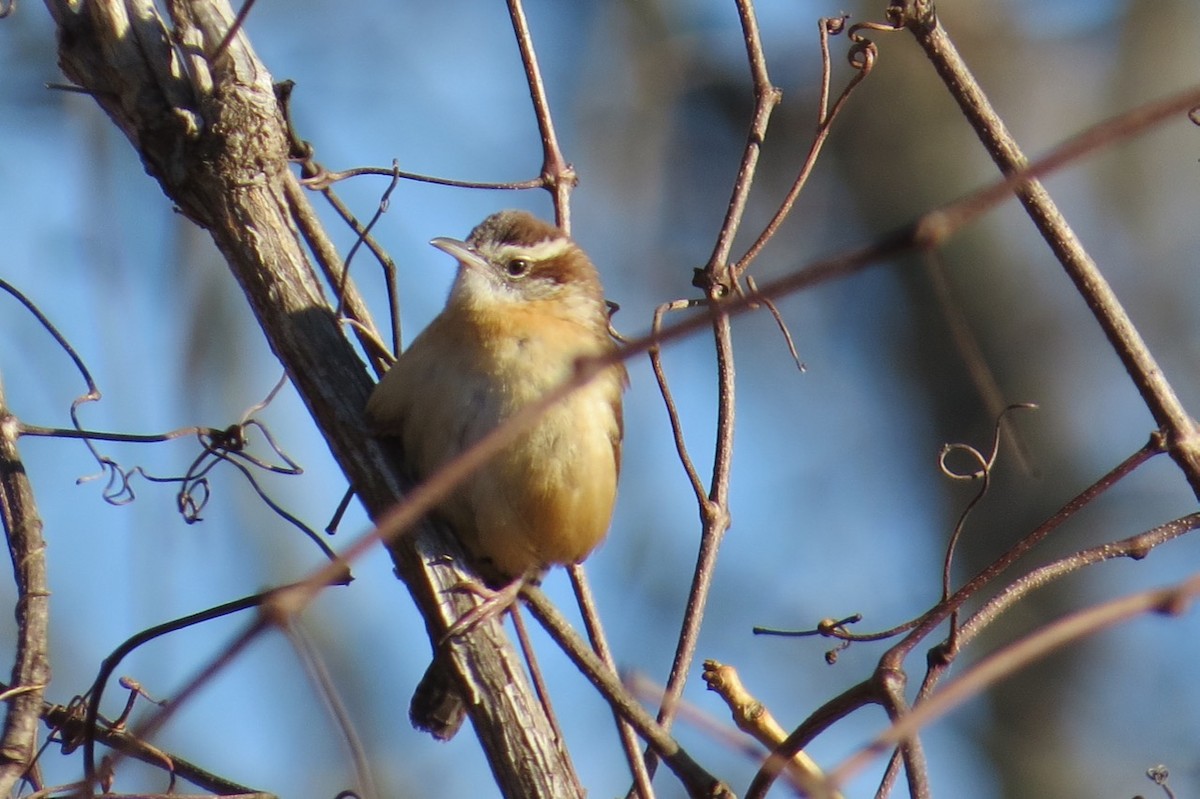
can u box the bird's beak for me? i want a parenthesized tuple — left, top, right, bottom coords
(430, 236, 489, 272)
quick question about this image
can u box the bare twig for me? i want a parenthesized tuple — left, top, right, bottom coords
(649, 300, 708, 506)
(282, 173, 389, 368)
(641, 3, 780, 787)
(34, 689, 270, 796)
(284, 623, 378, 799)
(921, 249, 1034, 474)
(520, 587, 734, 799)
(701, 660, 840, 799)
(508, 607, 571, 760)
(505, 0, 575, 227)
(209, 0, 258, 63)
(299, 164, 544, 193)
(568, 566, 655, 799)
(731, 14, 885, 278)
(957, 513, 1200, 647)
(82, 589, 278, 787)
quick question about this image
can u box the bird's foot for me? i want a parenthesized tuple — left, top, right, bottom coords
(441, 576, 525, 641)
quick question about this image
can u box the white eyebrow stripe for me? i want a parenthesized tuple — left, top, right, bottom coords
(492, 238, 572, 263)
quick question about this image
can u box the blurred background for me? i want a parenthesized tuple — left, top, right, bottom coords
(2, 0, 1200, 796)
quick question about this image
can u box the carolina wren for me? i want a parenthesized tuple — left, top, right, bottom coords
(366, 209, 626, 737)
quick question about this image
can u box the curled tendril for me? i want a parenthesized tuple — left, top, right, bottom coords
(823, 14, 848, 36)
(825, 638, 850, 665)
(940, 403, 1039, 481)
(1147, 764, 1170, 784)
(938, 440, 990, 481)
(846, 19, 900, 73)
(744, 276, 805, 372)
(48, 695, 89, 755)
(66, 373, 340, 564)
(939, 403, 1039, 640)
(847, 38, 877, 73)
(77, 457, 137, 505)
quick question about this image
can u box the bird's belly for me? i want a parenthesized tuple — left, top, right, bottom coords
(462, 377, 620, 577)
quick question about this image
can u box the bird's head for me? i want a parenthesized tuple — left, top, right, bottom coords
(433, 210, 608, 331)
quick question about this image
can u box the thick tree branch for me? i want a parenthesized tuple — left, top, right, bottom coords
(43, 2, 579, 796)
(0, 380, 51, 795)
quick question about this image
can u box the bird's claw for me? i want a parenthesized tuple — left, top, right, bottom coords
(440, 578, 524, 642)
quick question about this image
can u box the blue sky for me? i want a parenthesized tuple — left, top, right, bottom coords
(3, 1, 1200, 797)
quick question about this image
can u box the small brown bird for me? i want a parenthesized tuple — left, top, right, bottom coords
(366, 209, 626, 738)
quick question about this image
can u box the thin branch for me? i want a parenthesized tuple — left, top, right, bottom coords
(649, 300, 708, 506)
(282, 175, 390, 368)
(283, 623, 378, 799)
(99, 620, 267, 793)
(627, 671, 774, 771)
(299, 164, 544, 192)
(33, 689, 270, 796)
(520, 587, 734, 799)
(957, 513, 1200, 648)
(921, 249, 1034, 474)
(505, 0, 575, 227)
(642, 3, 778, 788)
(704, 1, 781, 278)
(744, 679, 880, 799)
(508, 607, 571, 762)
(731, 15, 883, 278)
(568, 565, 655, 799)
(82, 589, 278, 787)
(0, 279, 98, 399)
(210, 0, 258, 63)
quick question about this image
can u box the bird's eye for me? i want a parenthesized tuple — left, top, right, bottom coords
(505, 258, 532, 278)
